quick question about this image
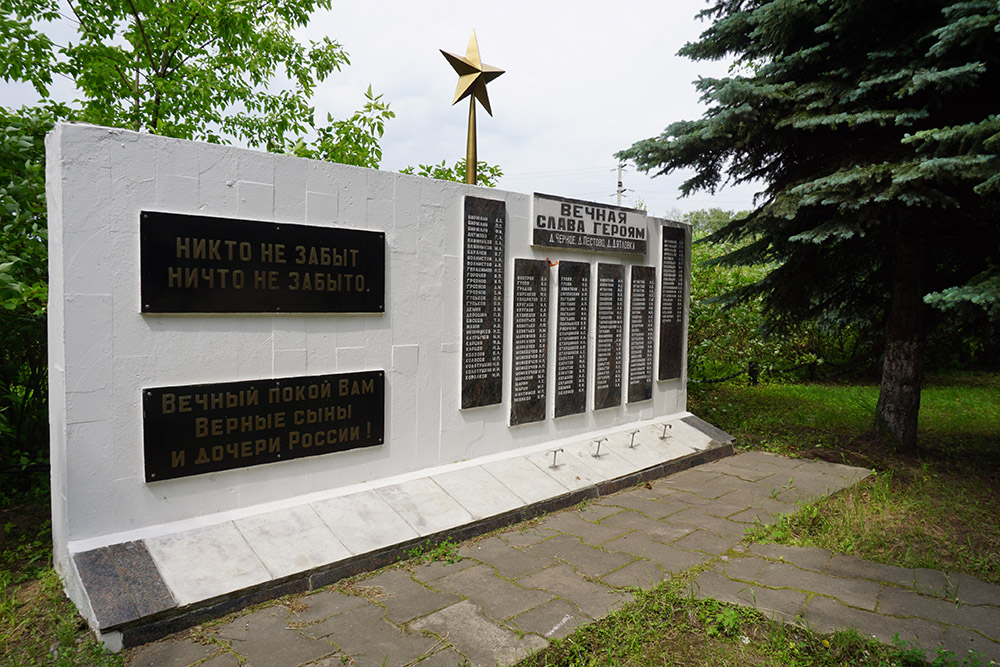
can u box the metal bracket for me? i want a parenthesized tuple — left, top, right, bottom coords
(660, 423, 672, 440)
(592, 438, 608, 459)
(548, 448, 564, 469)
(628, 430, 640, 448)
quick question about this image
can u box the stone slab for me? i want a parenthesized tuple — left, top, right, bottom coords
(411, 600, 547, 667)
(681, 415, 734, 444)
(508, 597, 592, 640)
(311, 489, 419, 555)
(358, 569, 462, 624)
(125, 638, 219, 667)
(456, 536, 555, 579)
(527, 448, 606, 490)
(878, 587, 1000, 638)
(216, 607, 336, 666)
(145, 522, 270, 606)
(431, 466, 525, 520)
(748, 543, 833, 572)
(942, 625, 1000, 665)
(603, 532, 706, 573)
(564, 442, 638, 479)
(433, 564, 554, 621)
(375, 477, 475, 536)
(306, 602, 439, 666)
(691, 570, 806, 623)
(672, 529, 738, 555)
(73, 547, 139, 628)
(524, 534, 634, 578)
(519, 564, 630, 620)
(600, 559, 669, 589)
(598, 510, 696, 544)
(540, 510, 631, 546)
(754, 560, 881, 611)
(481, 456, 570, 504)
(804, 595, 946, 649)
(235, 505, 351, 579)
(291, 588, 369, 625)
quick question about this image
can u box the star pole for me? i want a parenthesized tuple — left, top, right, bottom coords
(441, 31, 504, 185)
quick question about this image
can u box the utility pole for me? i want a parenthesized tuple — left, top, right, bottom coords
(615, 163, 626, 205)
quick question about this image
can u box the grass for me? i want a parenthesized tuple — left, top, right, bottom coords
(517, 577, 986, 667)
(690, 372, 1000, 586)
(0, 511, 123, 666)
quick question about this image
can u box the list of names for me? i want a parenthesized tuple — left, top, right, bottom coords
(462, 197, 506, 408)
(555, 262, 589, 417)
(595, 263, 624, 409)
(510, 259, 549, 425)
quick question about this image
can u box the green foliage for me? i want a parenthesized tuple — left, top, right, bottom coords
(687, 214, 864, 384)
(618, 0, 1000, 450)
(619, 0, 1000, 331)
(404, 537, 461, 564)
(0, 106, 62, 499)
(400, 159, 503, 187)
(682, 207, 748, 237)
(3, 0, 348, 148)
(287, 85, 395, 169)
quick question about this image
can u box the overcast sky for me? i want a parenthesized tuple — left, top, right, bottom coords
(3, 0, 762, 217)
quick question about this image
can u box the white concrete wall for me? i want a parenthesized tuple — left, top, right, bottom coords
(47, 123, 688, 568)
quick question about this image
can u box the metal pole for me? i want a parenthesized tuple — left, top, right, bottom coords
(466, 96, 477, 185)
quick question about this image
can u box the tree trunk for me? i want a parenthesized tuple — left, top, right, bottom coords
(874, 226, 926, 453)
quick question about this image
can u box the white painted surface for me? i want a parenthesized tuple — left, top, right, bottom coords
(47, 123, 691, 605)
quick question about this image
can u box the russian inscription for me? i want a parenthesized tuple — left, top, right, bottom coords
(555, 261, 589, 418)
(659, 225, 687, 380)
(143, 371, 385, 482)
(140, 211, 384, 313)
(628, 265, 656, 402)
(510, 259, 549, 425)
(462, 197, 506, 408)
(532, 193, 647, 255)
(594, 263, 625, 410)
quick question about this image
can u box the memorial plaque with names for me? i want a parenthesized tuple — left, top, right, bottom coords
(594, 263, 625, 410)
(462, 197, 506, 409)
(140, 211, 384, 313)
(143, 371, 385, 482)
(659, 226, 687, 380)
(555, 261, 589, 418)
(628, 265, 656, 403)
(510, 259, 549, 425)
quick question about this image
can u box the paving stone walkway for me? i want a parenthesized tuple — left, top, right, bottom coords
(125, 452, 1000, 666)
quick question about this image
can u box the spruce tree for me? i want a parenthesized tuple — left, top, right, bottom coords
(619, 0, 1000, 452)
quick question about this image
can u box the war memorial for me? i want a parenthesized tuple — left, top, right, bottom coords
(45, 34, 734, 649)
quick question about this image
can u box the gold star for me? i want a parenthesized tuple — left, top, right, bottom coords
(441, 30, 504, 116)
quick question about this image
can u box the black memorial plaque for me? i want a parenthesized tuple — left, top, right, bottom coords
(532, 193, 648, 255)
(594, 263, 625, 410)
(143, 371, 385, 482)
(555, 261, 589, 418)
(462, 197, 506, 408)
(628, 265, 656, 402)
(659, 226, 687, 380)
(510, 259, 549, 425)
(140, 211, 384, 313)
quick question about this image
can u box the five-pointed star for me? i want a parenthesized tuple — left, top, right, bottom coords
(441, 30, 504, 116)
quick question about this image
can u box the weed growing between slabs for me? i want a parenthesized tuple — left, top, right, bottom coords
(690, 373, 1000, 585)
(516, 578, 988, 667)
